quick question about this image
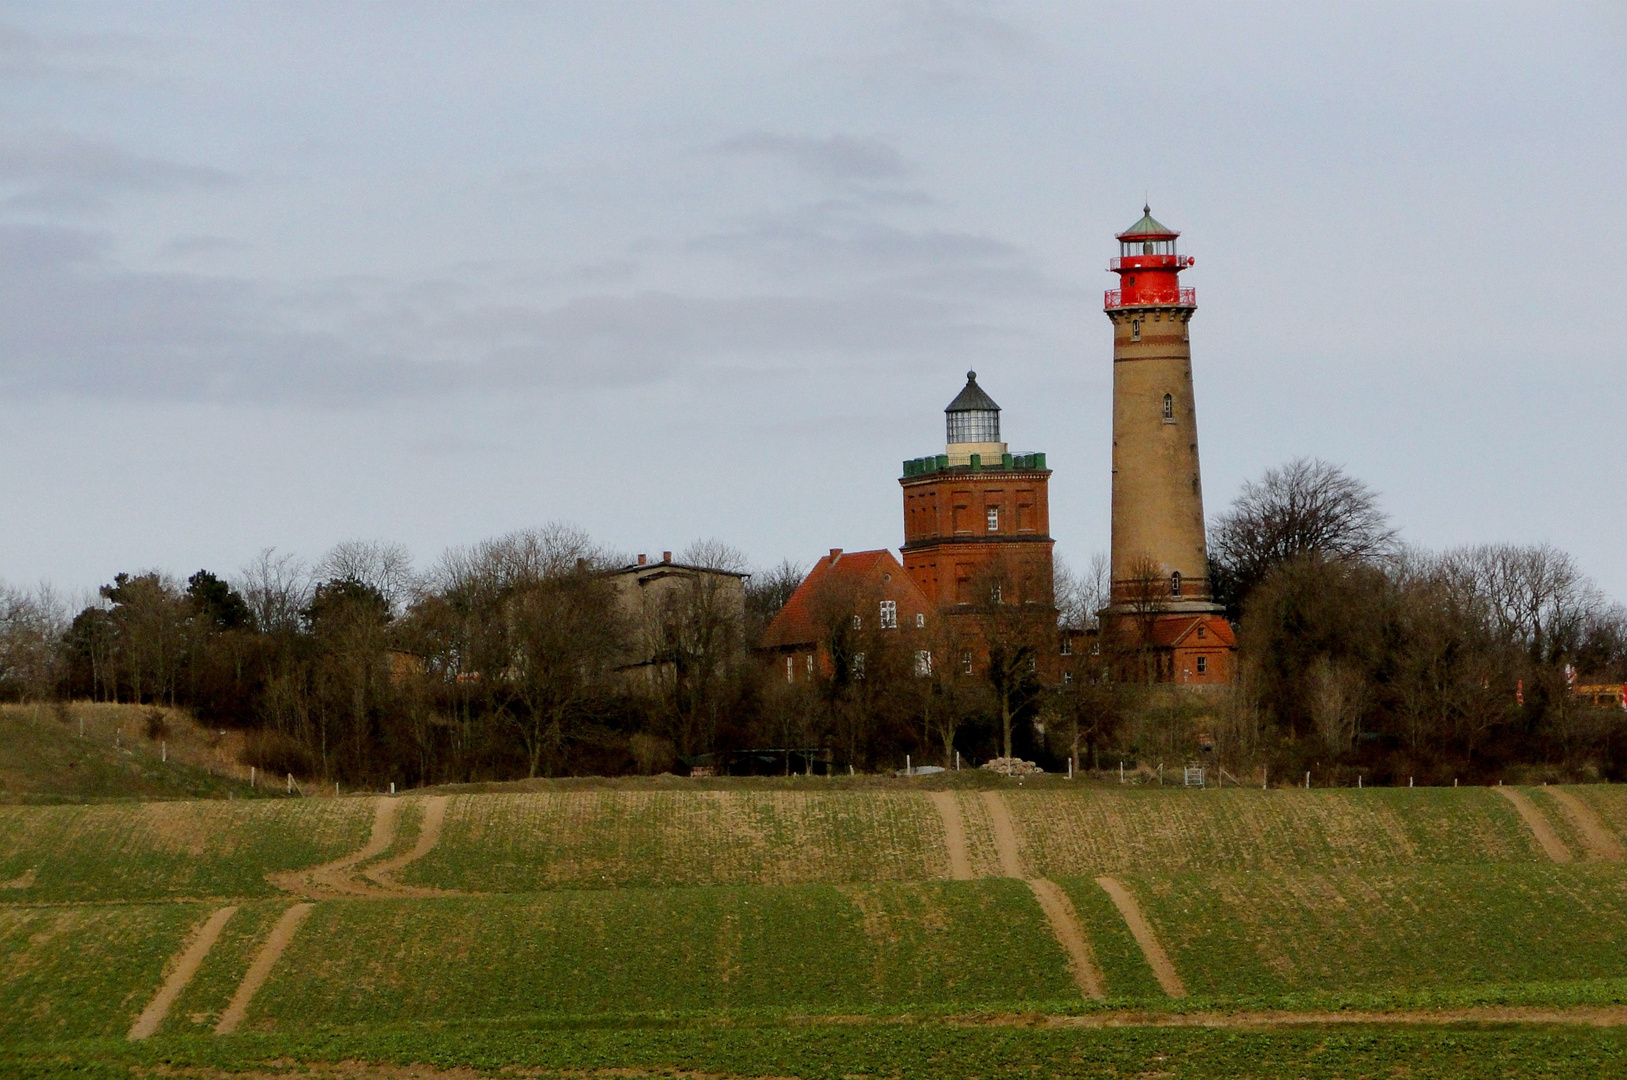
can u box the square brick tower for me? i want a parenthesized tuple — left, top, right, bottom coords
(899, 372, 1055, 611)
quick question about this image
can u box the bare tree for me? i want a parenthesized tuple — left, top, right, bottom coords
(237, 548, 314, 635)
(1308, 656, 1365, 755)
(1438, 543, 1603, 664)
(1054, 552, 1109, 632)
(1211, 458, 1398, 609)
(745, 559, 805, 643)
(320, 540, 417, 615)
(0, 582, 68, 702)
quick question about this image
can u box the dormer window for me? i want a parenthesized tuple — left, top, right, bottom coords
(1163, 394, 1174, 421)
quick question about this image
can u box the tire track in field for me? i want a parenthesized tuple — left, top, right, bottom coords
(980, 791, 1026, 878)
(929, 792, 973, 880)
(1545, 789, 1625, 861)
(268, 797, 402, 898)
(975, 792, 1104, 999)
(1025, 878, 1105, 1000)
(215, 902, 313, 1035)
(1095, 876, 1186, 998)
(362, 796, 454, 894)
(127, 905, 238, 1039)
(1495, 787, 1574, 863)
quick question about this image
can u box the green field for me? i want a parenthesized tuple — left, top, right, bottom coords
(3, 781, 1627, 1077)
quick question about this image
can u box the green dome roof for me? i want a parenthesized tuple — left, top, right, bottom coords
(1116, 205, 1179, 240)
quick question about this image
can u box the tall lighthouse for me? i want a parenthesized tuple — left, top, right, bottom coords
(1102, 207, 1234, 683)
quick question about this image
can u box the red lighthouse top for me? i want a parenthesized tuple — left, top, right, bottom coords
(1105, 206, 1195, 310)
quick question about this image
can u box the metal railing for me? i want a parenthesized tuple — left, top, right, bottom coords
(1104, 288, 1196, 309)
(1109, 255, 1194, 271)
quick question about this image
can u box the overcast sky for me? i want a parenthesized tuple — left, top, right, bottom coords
(1, 2, 1623, 602)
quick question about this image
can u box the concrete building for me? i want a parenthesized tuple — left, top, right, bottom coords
(1100, 207, 1235, 684)
(605, 551, 747, 690)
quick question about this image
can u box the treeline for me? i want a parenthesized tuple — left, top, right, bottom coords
(0, 529, 1054, 784)
(1199, 459, 1627, 784)
(2, 459, 1624, 786)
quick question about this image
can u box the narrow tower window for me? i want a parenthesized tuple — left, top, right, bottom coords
(1170, 571, 1182, 597)
(1162, 394, 1174, 421)
(986, 506, 1000, 531)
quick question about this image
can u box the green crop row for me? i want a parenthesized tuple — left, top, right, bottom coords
(249, 880, 1080, 1027)
(9, 1020, 1627, 1080)
(1106, 862, 1627, 1003)
(0, 901, 206, 1042)
(397, 789, 955, 891)
(0, 798, 377, 903)
(1007, 786, 1556, 876)
(5, 785, 1622, 906)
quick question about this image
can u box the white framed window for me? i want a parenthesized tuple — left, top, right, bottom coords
(851, 652, 865, 679)
(1063, 671, 1073, 685)
(785, 656, 794, 683)
(1162, 393, 1174, 421)
(915, 650, 932, 676)
(852, 615, 862, 630)
(961, 651, 973, 675)
(1060, 636, 1072, 656)
(915, 612, 925, 628)
(990, 583, 1002, 604)
(986, 506, 1000, 531)
(879, 600, 897, 629)
(1197, 656, 1208, 674)
(806, 654, 814, 675)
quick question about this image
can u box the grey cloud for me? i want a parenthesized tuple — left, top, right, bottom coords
(0, 131, 237, 212)
(160, 235, 249, 258)
(688, 200, 1020, 277)
(0, 223, 1010, 405)
(715, 133, 907, 182)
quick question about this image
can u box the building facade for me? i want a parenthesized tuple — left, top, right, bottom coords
(899, 372, 1055, 612)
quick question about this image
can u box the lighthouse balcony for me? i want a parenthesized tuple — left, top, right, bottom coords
(1109, 255, 1194, 271)
(1104, 287, 1195, 310)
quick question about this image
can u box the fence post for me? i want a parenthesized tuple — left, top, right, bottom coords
(1305, 770, 1310, 789)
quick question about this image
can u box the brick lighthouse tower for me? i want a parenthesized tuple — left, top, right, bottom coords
(1101, 207, 1234, 683)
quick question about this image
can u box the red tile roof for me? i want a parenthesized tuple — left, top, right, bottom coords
(1147, 614, 1236, 649)
(758, 549, 925, 650)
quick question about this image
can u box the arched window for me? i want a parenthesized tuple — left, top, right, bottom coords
(1170, 571, 1182, 596)
(1162, 394, 1174, 420)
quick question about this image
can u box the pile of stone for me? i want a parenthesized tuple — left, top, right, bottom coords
(979, 757, 1044, 776)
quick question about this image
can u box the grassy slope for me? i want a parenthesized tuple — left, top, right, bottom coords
(245, 880, 1075, 1028)
(0, 799, 377, 902)
(1007, 786, 1548, 876)
(0, 706, 263, 804)
(0, 902, 207, 1042)
(399, 789, 953, 891)
(1111, 863, 1627, 1004)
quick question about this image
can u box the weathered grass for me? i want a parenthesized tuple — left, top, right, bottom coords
(1006, 786, 1547, 876)
(399, 790, 953, 891)
(1109, 863, 1627, 1001)
(0, 799, 377, 902)
(0, 902, 204, 1041)
(243, 880, 1073, 1029)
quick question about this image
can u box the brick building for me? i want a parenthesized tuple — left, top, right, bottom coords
(757, 548, 935, 683)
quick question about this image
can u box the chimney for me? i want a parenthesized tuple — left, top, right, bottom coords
(829, 548, 842, 563)
(662, 551, 672, 563)
(637, 554, 647, 565)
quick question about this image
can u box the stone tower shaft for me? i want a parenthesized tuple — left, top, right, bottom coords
(1104, 208, 1218, 613)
